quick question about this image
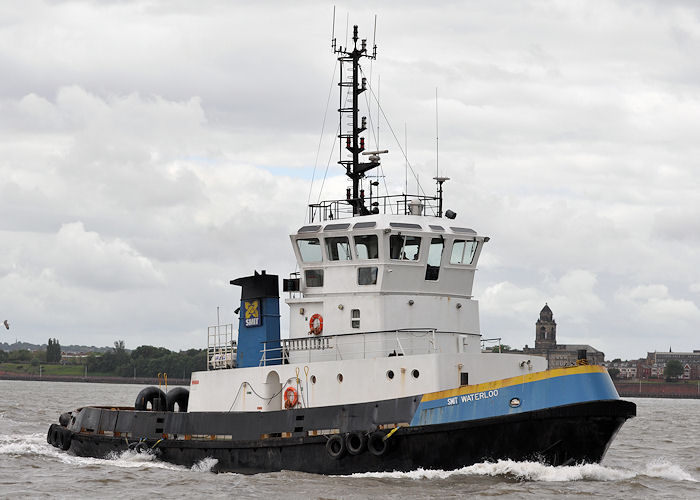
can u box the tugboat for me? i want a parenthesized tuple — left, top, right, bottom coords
(47, 24, 635, 474)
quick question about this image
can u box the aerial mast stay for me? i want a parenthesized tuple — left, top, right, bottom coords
(333, 25, 379, 216)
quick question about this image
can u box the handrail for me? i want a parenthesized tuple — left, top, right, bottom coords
(308, 194, 441, 222)
(257, 329, 470, 366)
(207, 323, 237, 370)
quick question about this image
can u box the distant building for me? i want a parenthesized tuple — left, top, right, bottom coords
(645, 350, 700, 379)
(646, 350, 700, 365)
(523, 304, 605, 368)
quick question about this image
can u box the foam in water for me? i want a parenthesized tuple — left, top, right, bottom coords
(347, 459, 697, 483)
(0, 432, 182, 471)
(1, 432, 221, 474)
(191, 457, 219, 472)
(4, 432, 696, 482)
(643, 459, 697, 482)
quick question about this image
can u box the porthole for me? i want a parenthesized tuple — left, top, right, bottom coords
(337, 373, 343, 383)
(386, 370, 395, 380)
(412, 369, 420, 379)
(311, 375, 317, 384)
(510, 397, 521, 408)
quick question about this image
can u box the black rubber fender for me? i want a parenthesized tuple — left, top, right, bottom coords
(50, 425, 62, 448)
(367, 431, 388, 456)
(134, 386, 167, 411)
(58, 412, 71, 427)
(60, 428, 72, 451)
(47, 424, 59, 446)
(166, 387, 189, 412)
(56, 427, 72, 451)
(134, 442, 149, 454)
(326, 434, 346, 460)
(345, 431, 367, 455)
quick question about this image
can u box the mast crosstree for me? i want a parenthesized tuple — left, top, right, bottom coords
(333, 25, 379, 216)
(308, 22, 444, 222)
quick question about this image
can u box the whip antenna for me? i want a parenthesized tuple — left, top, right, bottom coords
(331, 6, 336, 50)
(372, 14, 378, 58)
(435, 87, 439, 178)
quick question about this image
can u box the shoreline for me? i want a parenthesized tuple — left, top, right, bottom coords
(0, 372, 189, 386)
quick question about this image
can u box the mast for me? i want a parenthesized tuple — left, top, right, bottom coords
(333, 25, 378, 216)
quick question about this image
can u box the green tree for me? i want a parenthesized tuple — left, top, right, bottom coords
(607, 368, 620, 379)
(47, 338, 61, 363)
(9, 349, 32, 362)
(0, 350, 8, 362)
(664, 360, 684, 380)
(114, 340, 126, 353)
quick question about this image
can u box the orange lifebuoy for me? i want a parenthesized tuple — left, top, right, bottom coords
(284, 387, 298, 408)
(309, 313, 323, 335)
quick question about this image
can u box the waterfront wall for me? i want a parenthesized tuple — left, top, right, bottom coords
(614, 381, 700, 399)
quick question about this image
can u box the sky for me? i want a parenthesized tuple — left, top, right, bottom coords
(1, 0, 698, 360)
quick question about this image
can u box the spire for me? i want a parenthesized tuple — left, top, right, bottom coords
(539, 303, 553, 321)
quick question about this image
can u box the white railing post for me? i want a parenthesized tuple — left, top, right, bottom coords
(395, 331, 406, 356)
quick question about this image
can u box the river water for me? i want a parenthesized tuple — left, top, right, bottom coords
(1, 380, 697, 499)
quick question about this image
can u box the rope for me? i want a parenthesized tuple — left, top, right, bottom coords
(361, 67, 428, 197)
(383, 426, 400, 441)
(361, 72, 393, 213)
(228, 378, 300, 412)
(306, 61, 339, 221)
(316, 122, 340, 204)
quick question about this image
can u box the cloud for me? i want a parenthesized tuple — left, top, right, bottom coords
(50, 222, 164, 290)
(615, 284, 700, 324)
(0, 1, 699, 359)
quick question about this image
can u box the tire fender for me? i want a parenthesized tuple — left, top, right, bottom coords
(367, 431, 388, 456)
(326, 434, 346, 460)
(346, 431, 367, 455)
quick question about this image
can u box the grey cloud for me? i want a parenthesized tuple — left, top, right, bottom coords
(1, 1, 699, 357)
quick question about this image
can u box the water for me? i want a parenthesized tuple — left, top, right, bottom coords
(1, 380, 698, 499)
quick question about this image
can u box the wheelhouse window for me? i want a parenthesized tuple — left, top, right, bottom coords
(450, 240, 478, 265)
(358, 266, 378, 285)
(389, 235, 421, 260)
(297, 238, 322, 262)
(425, 238, 444, 281)
(304, 269, 324, 287)
(325, 236, 352, 261)
(354, 234, 378, 259)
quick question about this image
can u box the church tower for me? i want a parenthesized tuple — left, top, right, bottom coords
(535, 303, 557, 349)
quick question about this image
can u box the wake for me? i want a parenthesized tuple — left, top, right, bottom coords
(347, 458, 697, 483)
(0, 432, 218, 473)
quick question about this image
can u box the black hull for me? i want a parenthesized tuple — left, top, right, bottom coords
(53, 399, 635, 474)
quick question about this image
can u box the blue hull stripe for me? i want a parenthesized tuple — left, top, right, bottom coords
(410, 370, 619, 427)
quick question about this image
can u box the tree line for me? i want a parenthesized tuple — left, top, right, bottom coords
(0, 339, 207, 380)
(85, 341, 207, 379)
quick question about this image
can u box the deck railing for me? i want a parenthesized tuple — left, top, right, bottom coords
(258, 328, 460, 366)
(207, 324, 237, 370)
(308, 194, 441, 222)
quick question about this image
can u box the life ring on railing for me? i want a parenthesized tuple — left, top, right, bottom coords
(284, 387, 298, 408)
(309, 314, 323, 335)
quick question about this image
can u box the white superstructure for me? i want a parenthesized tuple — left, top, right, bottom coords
(188, 214, 546, 413)
(187, 23, 547, 414)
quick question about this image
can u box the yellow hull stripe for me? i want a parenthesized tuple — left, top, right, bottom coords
(421, 364, 607, 402)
